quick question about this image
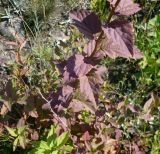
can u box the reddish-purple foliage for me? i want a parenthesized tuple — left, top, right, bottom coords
(44, 0, 144, 152)
(69, 10, 102, 39)
(51, 53, 106, 113)
(0, 0, 145, 153)
(1, 1, 159, 153)
(49, 0, 143, 114)
(107, 0, 141, 16)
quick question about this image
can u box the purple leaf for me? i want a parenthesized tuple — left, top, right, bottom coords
(50, 85, 73, 112)
(17, 118, 25, 128)
(42, 102, 51, 110)
(127, 104, 137, 113)
(55, 54, 94, 84)
(0, 57, 8, 65)
(68, 99, 86, 112)
(142, 113, 152, 122)
(108, 20, 133, 55)
(28, 111, 38, 118)
(68, 66, 106, 113)
(5, 80, 17, 101)
(69, 99, 96, 113)
(132, 47, 143, 59)
(31, 131, 39, 140)
(54, 60, 67, 75)
(108, 0, 141, 16)
(96, 66, 107, 76)
(88, 67, 106, 99)
(132, 142, 145, 154)
(79, 76, 97, 109)
(102, 26, 132, 59)
(65, 54, 94, 78)
(84, 40, 106, 59)
(115, 129, 122, 140)
(84, 40, 96, 57)
(69, 10, 102, 39)
(57, 85, 73, 105)
(102, 20, 143, 59)
(62, 71, 77, 85)
(143, 93, 159, 113)
(82, 131, 91, 141)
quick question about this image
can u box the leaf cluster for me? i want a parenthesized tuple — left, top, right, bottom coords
(28, 125, 72, 154)
(48, 0, 143, 118)
(0, 0, 159, 153)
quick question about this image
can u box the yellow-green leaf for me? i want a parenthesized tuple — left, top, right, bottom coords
(52, 150, 60, 154)
(56, 132, 69, 148)
(5, 126, 17, 137)
(18, 136, 25, 149)
(47, 125, 56, 139)
(13, 138, 19, 151)
(18, 127, 25, 135)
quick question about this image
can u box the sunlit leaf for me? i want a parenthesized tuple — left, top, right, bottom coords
(69, 9, 102, 39)
(107, 0, 141, 16)
(5, 126, 17, 137)
(79, 76, 97, 107)
(102, 20, 143, 59)
(47, 125, 56, 139)
(13, 138, 19, 151)
(63, 145, 73, 152)
(32, 141, 50, 150)
(17, 126, 25, 135)
(18, 136, 25, 149)
(56, 132, 69, 148)
(52, 150, 60, 154)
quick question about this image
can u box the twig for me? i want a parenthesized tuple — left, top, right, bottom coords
(36, 88, 68, 128)
(107, 0, 121, 23)
(90, 31, 104, 58)
(37, 88, 79, 149)
(90, 0, 121, 58)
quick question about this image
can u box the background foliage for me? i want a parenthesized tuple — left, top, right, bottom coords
(0, 0, 160, 153)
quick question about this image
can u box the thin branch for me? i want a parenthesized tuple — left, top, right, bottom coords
(36, 88, 68, 128)
(107, 0, 121, 23)
(37, 88, 79, 148)
(90, 30, 104, 58)
(90, 0, 121, 58)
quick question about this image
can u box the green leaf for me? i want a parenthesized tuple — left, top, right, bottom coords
(18, 127, 25, 135)
(55, 132, 69, 148)
(156, 58, 160, 64)
(13, 138, 19, 151)
(47, 125, 56, 139)
(63, 145, 73, 152)
(47, 136, 56, 148)
(29, 148, 46, 154)
(33, 141, 50, 150)
(52, 150, 60, 154)
(5, 126, 17, 137)
(18, 136, 25, 149)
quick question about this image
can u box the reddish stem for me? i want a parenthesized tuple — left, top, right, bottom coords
(107, 0, 121, 23)
(90, 0, 121, 58)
